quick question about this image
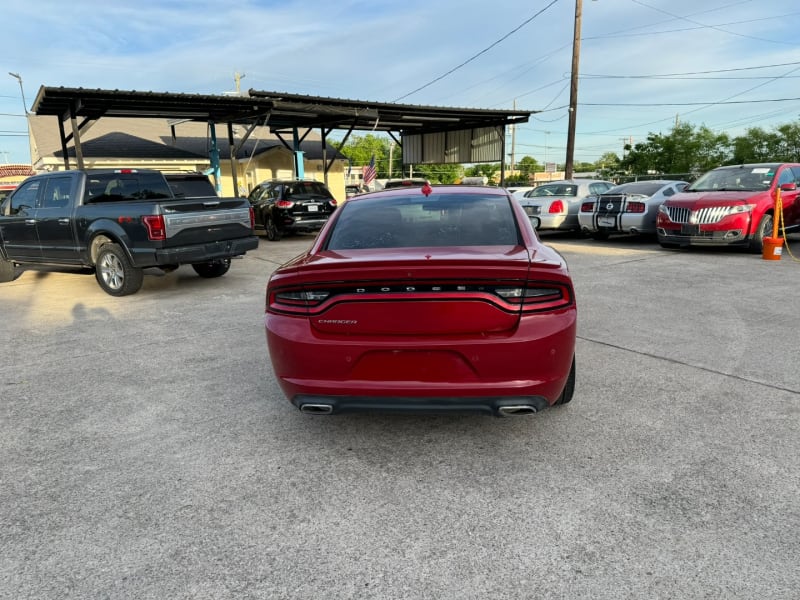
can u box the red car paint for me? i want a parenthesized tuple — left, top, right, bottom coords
(656, 163, 800, 251)
(264, 185, 577, 416)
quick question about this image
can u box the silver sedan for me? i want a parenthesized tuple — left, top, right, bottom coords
(578, 180, 688, 240)
(517, 179, 615, 231)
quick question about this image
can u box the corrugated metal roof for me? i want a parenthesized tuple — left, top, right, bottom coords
(32, 86, 532, 135)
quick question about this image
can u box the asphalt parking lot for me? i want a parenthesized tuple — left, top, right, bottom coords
(2, 232, 799, 599)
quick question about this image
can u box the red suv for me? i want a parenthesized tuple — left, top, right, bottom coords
(656, 163, 800, 252)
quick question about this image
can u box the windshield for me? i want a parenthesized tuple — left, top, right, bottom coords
(530, 184, 578, 197)
(689, 166, 776, 192)
(606, 182, 665, 196)
(326, 193, 519, 249)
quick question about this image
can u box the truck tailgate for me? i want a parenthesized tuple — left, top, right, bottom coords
(161, 198, 253, 246)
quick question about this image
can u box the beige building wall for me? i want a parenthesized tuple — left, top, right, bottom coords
(27, 116, 348, 200)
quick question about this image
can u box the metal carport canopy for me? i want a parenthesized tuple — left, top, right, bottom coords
(31, 86, 533, 186)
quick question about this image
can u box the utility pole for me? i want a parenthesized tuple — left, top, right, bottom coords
(234, 72, 246, 95)
(8, 72, 28, 115)
(564, 0, 582, 180)
(510, 99, 517, 173)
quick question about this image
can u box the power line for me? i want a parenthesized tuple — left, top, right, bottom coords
(393, 0, 561, 102)
(581, 97, 800, 107)
(582, 60, 800, 79)
(630, 0, 793, 45)
(583, 12, 800, 41)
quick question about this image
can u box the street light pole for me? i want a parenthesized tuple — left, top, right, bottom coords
(564, 0, 582, 180)
(8, 72, 28, 115)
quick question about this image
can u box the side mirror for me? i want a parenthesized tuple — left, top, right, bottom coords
(529, 216, 540, 230)
(780, 182, 797, 192)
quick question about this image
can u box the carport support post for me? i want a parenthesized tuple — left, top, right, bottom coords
(208, 123, 222, 193)
(227, 122, 240, 196)
(57, 117, 70, 170)
(70, 106, 84, 170)
(293, 127, 305, 180)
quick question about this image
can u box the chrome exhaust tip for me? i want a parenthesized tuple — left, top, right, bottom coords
(299, 403, 334, 415)
(497, 405, 538, 416)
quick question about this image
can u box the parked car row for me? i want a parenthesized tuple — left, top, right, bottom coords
(517, 163, 800, 253)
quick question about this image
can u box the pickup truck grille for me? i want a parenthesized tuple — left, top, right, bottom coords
(663, 206, 730, 225)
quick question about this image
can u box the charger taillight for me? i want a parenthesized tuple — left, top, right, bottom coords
(549, 200, 565, 214)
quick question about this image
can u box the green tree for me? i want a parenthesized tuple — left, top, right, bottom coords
(729, 123, 800, 164)
(620, 123, 730, 176)
(412, 163, 463, 184)
(337, 134, 392, 178)
(516, 156, 539, 180)
(465, 163, 501, 184)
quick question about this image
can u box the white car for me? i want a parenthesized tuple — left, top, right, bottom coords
(517, 179, 615, 231)
(507, 186, 535, 199)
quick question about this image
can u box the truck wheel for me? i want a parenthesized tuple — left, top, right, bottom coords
(95, 243, 143, 296)
(0, 256, 16, 282)
(554, 356, 576, 406)
(265, 217, 282, 241)
(749, 213, 773, 253)
(192, 259, 231, 278)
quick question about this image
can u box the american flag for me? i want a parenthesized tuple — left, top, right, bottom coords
(363, 154, 376, 186)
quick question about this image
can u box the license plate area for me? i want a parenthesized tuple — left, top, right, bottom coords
(598, 217, 615, 228)
(306, 204, 320, 212)
(681, 224, 700, 235)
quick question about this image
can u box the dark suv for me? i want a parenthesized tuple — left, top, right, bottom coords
(248, 180, 338, 241)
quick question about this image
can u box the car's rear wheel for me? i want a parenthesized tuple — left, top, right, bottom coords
(95, 243, 144, 296)
(554, 356, 576, 405)
(749, 213, 773, 253)
(265, 216, 282, 241)
(192, 259, 231, 278)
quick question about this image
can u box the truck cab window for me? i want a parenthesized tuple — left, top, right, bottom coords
(9, 180, 41, 214)
(41, 177, 72, 209)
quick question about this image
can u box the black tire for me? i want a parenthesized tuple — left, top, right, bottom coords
(749, 213, 773, 253)
(265, 216, 282, 241)
(591, 231, 610, 241)
(192, 259, 231, 278)
(0, 256, 15, 283)
(94, 243, 144, 296)
(554, 356, 576, 406)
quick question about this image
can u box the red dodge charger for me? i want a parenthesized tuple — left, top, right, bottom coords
(265, 184, 577, 416)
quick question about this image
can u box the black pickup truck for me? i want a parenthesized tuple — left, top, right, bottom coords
(0, 169, 258, 296)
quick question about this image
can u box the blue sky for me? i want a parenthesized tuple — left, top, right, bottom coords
(2, 0, 799, 168)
